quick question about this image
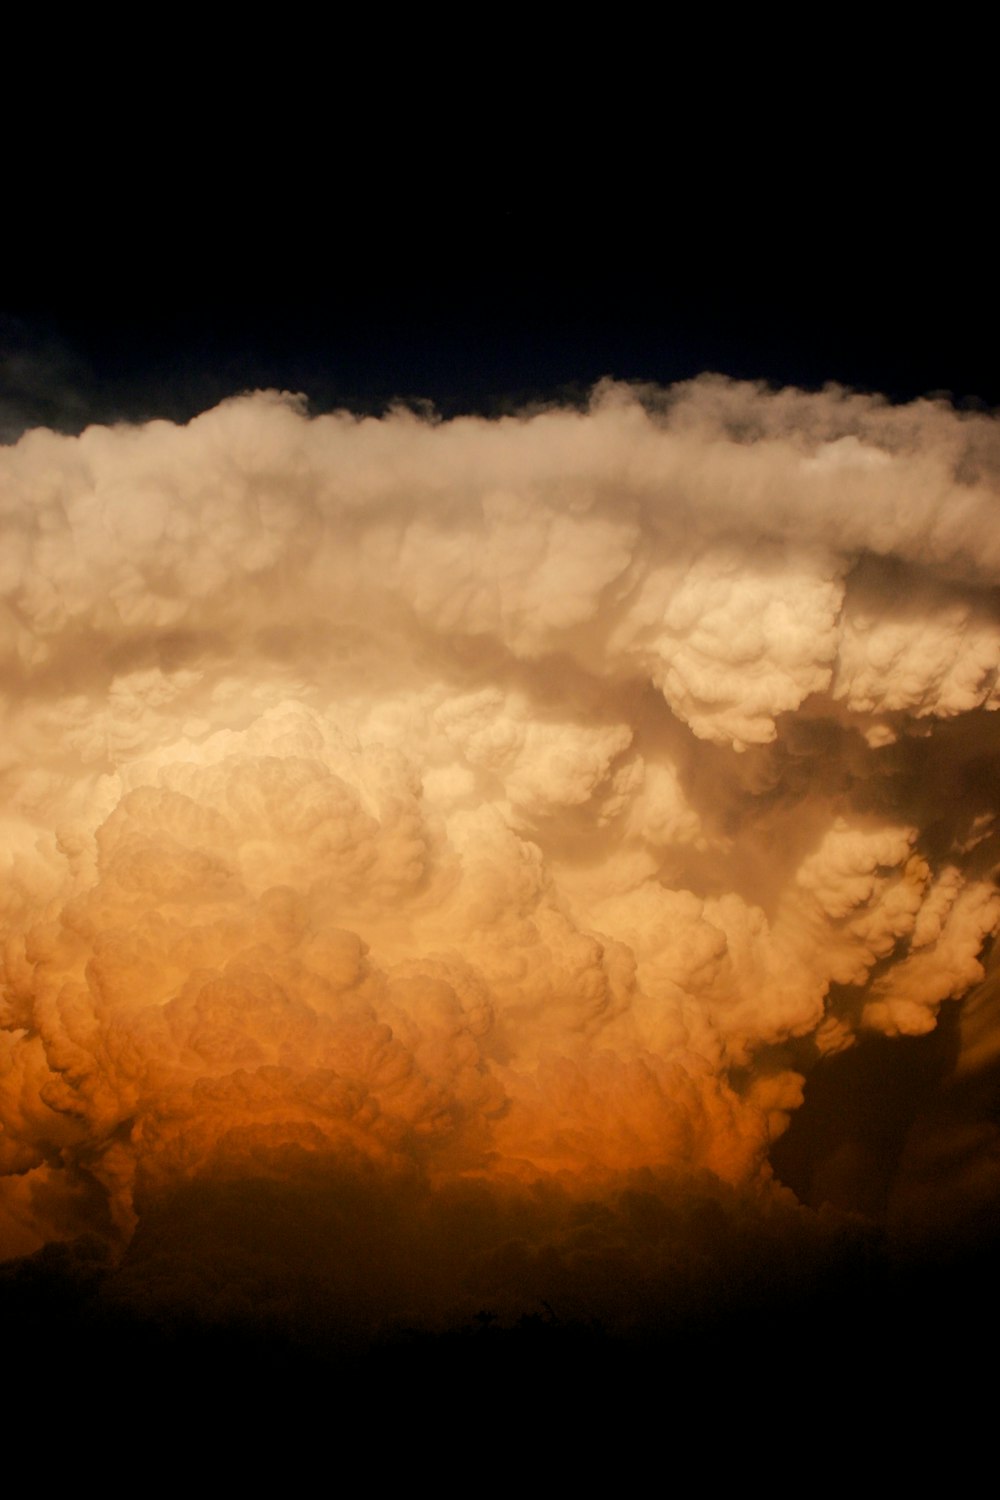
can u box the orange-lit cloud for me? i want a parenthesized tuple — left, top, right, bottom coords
(1, 379, 998, 1330)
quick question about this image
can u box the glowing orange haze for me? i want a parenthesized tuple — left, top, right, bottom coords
(1, 378, 998, 1285)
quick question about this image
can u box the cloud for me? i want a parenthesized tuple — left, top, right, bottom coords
(1, 377, 998, 1335)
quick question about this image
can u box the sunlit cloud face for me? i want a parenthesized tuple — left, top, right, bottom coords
(1, 378, 998, 1332)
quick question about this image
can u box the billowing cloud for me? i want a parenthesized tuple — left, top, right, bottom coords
(1, 377, 998, 1334)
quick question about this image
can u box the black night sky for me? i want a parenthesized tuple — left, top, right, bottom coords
(5, 145, 997, 429)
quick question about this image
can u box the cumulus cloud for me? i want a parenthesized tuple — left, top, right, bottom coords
(1, 377, 998, 1332)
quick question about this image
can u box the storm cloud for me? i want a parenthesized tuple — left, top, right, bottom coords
(2, 377, 998, 1338)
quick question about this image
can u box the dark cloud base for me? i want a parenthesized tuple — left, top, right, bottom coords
(5, 1212, 995, 1476)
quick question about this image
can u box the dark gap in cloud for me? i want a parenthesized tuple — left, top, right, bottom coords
(769, 1010, 963, 1218)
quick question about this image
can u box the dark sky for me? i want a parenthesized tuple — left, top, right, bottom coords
(4, 154, 996, 431)
(5, 4, 993, 422)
